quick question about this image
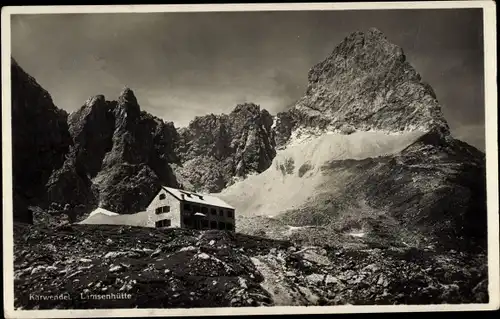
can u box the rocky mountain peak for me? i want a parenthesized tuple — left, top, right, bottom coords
(84, 94, 106, 108)
(231, 102, 261, 116)
(115, 87, 141, 122)
(118, 87, 138, 105)
(275, 28, 450, 147)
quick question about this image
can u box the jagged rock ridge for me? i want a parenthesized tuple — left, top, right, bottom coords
(10, 59, 277, 219)
(274, 28, 450, 147)
(174, 103, 276, 193)
(47, 88, 181, 216)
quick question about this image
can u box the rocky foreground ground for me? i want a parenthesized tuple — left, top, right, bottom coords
(14, 223, 488, 309)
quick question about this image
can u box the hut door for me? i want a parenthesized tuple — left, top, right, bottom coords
(193, 218, 201, 230)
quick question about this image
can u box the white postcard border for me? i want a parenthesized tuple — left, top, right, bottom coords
(2, 1, 498, 317)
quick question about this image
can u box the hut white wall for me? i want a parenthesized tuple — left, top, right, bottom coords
(146, 188, 181, 228)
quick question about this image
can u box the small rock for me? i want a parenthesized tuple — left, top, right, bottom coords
(46, 265, 57, 272)
(325, 275, 339, 285)
(109, 265, 122, 272)
(285, 271, 296, 277)
(377, 275, 385, 286)
(106, 239, 113, 245)
(196, 253, 210, 260)
(79, 258, 92, 263)
(238, 277, 248, 289)
(30, 265, 46, 275)
(67, 270, 83, 279)
(104, 251, 127, 259)
(150, 248, 161, 258)
(164, 269, 171, 274)
(78, 264, 93, 270)
(363, 264, 380, 273)
(119, 280, 137, 292)
(209, 240, 215, 246)
(306, 274, 324, 284)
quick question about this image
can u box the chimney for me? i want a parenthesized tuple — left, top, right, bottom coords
(181, 194, 185, 201)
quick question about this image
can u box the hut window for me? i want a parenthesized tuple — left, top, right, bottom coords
(211, 208, 217, 215)
(210, 221, 217, 229)
(226, 223, 234, 231)
(155, 219, 171, 228)
(159, 193, 166, 200)
(227, 210, 234, 218)
(218, 221, 226, 230)
(155, 206, 170, 214)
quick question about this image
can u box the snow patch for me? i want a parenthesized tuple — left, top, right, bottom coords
(87, 207, 119, 218)
(270, 116, 277, 130)
(347, 231, 366, 238)
(219, 130, 426, 218)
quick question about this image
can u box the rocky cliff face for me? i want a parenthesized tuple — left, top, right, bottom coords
(11, 59, 72, 223)
(47, 88, 181, 216)
(274, 28, 450, 147)
(174, 103, 276, 192)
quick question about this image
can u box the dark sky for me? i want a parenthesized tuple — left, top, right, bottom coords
(11, 8, 485, 150)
